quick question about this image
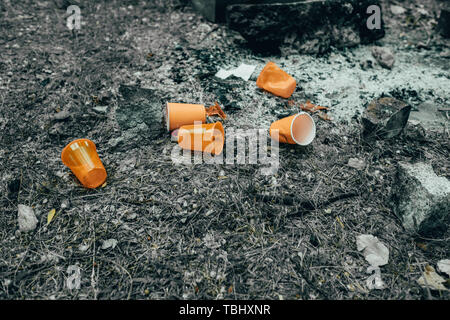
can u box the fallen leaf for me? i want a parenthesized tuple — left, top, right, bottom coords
(47, 209, 56, 225)
(417, 265, 448, 291)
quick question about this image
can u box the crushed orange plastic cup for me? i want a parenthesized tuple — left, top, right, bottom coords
(61, 139, 107, 189)
(256, 62, 296, 99)
(177, 122, 225, 155)
(269, 113, 316, 146)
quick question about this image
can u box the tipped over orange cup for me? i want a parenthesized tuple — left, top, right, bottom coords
(256, 62, 296, 99)
(178, 122, 225, 155)
(166, 103, 206, 132)
(269, 113, 316, 146)
(61, 139, 107, 189)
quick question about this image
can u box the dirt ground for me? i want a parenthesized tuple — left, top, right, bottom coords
(0, 0, 449, 300)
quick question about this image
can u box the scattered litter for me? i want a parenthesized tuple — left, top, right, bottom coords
(356, 234, 389, 267)
(205, 102, 227, 120)
(215, 63, 256, 81)
(372, 46, 395, 69)
(101, 239, 118, 250)
(366, 265, 386, 290)
(61, 139, 107, 189)
(437, 259, 450, 277)
(18, 204, 38, 232)
(47, 209, 56, 225)
(166, 103, 206, 132)
(348, 158, 366, 170)
(417, 265, 448, 291)
(300, 100, 329, 113)
(357, 234, 389, 290)
(178, 122, 225, 155)
(269, 113, 316, 146)
(257, 61, 296, 98)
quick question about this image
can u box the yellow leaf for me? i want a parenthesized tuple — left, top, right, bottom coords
(47, 209, 56, 225)
(101, 182, 107, 188)
(336, 216, 345, 229)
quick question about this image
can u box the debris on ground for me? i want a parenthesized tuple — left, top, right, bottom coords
(348, 158, 366, 171)
(437, 259, 450, 277)
(17, 204, 38, 232)
(300, 101, 329, 113)
(205, 102, 227, 120)
(215, 63, 256, 81)
(362, 97, 411, 139)
(356, 234, 389, 267)
(357, 234, 389, 290)
(256, 62, 296, 98)
(372, 46, 395, 69)
(393, 162, 450, 237)
(417, 265, 448, 291)
(101, 239, 118, 250)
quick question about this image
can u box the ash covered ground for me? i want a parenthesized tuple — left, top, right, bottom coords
(0, 0, 449, 299)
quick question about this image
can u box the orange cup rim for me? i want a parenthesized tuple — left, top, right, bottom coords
(290, 113, 316, 146)
(61, 138, 97, 167)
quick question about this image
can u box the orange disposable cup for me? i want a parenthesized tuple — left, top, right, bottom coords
(178, 122, 225, 155)
(269, 113, 316, 146)
(256, 62, 296, 99)
(61, 139, 107, 189)
(166, 103, 206, 132)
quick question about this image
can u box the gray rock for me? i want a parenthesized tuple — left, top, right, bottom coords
(362, 97, 411, 140)
(438, 7, 450, 38)
(194, 0, 385, 54)
(18, 204, 38, 232)
(114, 85, 164, 150)
(393, 162, 450, 237)
(372, 46, 395, 69)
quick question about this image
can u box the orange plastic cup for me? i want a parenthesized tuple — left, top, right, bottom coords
(256, 62, 296, 98)
(166, 103, 206, 132)
(269, 113, 316, 146)
(61, 139, 107, 189)
(177, 122, 225, 155)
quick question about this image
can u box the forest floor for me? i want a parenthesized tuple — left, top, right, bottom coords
(0, 0, 449, 299)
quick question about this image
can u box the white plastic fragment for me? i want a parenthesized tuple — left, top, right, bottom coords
(17, 204, 38, 232)
(356, 234, 389, 267)
(101, 239, 118, 250)
(437, 259, 450, 277)
(215, 63, 257, 81)
(366, 266, 386, 290)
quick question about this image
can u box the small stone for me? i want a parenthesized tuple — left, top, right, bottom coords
(348, 158, 366, 170)
(372, 46, 395, 69)
(52, 109, 71, 121)
(18, 204, 38, 232)
(393, 162, 450, 237)
(101, 239, 118, 250)
(390, 5, 406, 15)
